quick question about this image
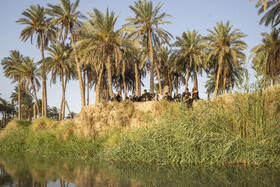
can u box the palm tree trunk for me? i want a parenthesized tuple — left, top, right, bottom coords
(194, 72, 198, 89)
(185, 63, 190, 90)
(214, 63, 223, 99)
(83, 69, 86, 105)
(87, 71, 90, 105)
(39, 33, 47, 117)
(59, 99, 63, 121)
(17, 80, 21, 119)
(168, 73, 172, 94)
(135, 62, 140, 97)
(107, 55, 114, 98)
(95, 64, 104, 104)
(154, 59, 162, 95)
(176, 75, 179, 95)
(62, 96, 66, 120)
(138, 73, 142, 96)
(31, 80, 40, 115)
(33, 104, 36, 120)
(122, 59, 127, 99)
(223, 74, 227, 94)
(69, 29, 85, 107)
(66, 101, 72, 119)
(148, 30, 154, 94)
(62, 77, 68, 120)
(59, 74, 64, 121)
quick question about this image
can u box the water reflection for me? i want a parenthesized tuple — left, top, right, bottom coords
(0, 153, 279, 187)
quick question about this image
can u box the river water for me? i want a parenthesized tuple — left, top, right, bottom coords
(0, 153, 279, 187)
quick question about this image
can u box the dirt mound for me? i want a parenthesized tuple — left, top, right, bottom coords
(63, 85, 280, 139)
(63, 101, 159, 139)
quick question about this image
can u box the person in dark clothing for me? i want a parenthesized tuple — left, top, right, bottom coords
(129, 95, 134, 102)
(182, 88, 191, 102)
(163, 92, 173, 101)
(149, 93, 154, 101)
(182, 88, 192, 107)
(174, 94, 181, 103)
(116, 91, 122, 102)
(192, 88, 199, 101)
(141, 89, 149, 102)
(132, 92, 139, 102)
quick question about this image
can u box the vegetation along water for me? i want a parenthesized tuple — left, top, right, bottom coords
(1, 1, 280, 186)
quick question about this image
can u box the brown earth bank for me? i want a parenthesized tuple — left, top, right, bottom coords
(56, 84, 280, 139)
(1, 84, 280, 141)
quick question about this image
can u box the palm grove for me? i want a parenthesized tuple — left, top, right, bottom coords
(1, 0, 280, 125)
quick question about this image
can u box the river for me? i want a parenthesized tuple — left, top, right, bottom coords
(0, 153, 279, 186)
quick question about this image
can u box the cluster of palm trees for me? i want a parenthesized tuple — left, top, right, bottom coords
(1, 0, 280, 123)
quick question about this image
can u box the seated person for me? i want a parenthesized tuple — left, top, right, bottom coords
(111, 93, 117, 102)
(141, 89, 149, 102)
(192, 88, 199, 101)
(129, 95, 134, 102)
(163, 92, 173, 101)
(116, 91, 122, 102)
(154, 92, 163, 101)
(174, 93, 181, 103)
(149, 93, 154, 101)
(182, 88, 191, 104)
(132, 91, 139, 102)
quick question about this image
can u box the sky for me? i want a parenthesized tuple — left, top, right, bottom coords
(0, 0, 271, 114)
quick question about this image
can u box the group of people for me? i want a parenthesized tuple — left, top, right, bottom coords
(111, 87, 200, 106)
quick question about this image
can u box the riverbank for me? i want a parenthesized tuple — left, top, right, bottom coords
(0, 86, 280, 166)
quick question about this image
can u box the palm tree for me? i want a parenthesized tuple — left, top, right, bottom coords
(17, 4, 55, 117)
(250, 0, 279, 11)
(0, 98, 16, 127)
(124, 0, 172, 94)
(205, 21, 247, 99)
(46, 41, 74, 120)
(48, 0, 86, 107)
(77, 8, 123, 101)
(49, 106, 59, 120)
(174, 30, 206, 90)
(126, 42, 146, 97)
(1, 50, 23, 119)
(252, 0, 280, 27)
(250, 28, 280, 85)
(14, 57, 41, 116)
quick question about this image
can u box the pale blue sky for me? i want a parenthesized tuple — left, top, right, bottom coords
(0, 0, 271, 113)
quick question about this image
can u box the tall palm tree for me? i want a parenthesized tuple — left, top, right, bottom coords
(48, 0, 86, 107)
(77, 8, 123, 100)
(157, 46, 172, 94)
(205, 21, 247, 99)
(252, 0, 280, 27)
(250, 28, 280, 85)
(17, 4, 55, 117)
(250, 0, 279, 11)
(1, 50, 23, 119)
(126, 42, 146, 97)
(46, 41, 74, 120)
(174, 30, 206, 90)
(13, 57, 41, 116)
(124, 0, 172, 94)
